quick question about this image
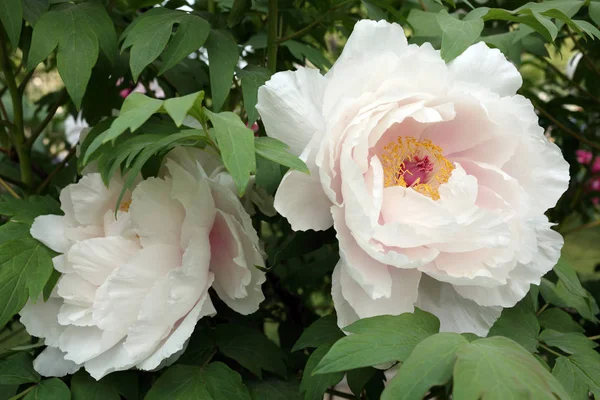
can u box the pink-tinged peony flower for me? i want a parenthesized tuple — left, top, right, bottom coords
(576, 149, 593, 165)
(592, 156, 600, 174)
(256, 20, 569, 335)
(21, 147, 265, 379)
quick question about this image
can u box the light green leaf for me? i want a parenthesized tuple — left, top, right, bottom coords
(247, 379, 301, 400)
(237, 65, 271, 125)
(204, 109, 255, 196)
(163, 91, 204, 127)
(254, 137, 309, 174)
(0, 195, 60, 223)
(382, 333, 468, 400)
(437, 10, 484, 62)
(0, 353, 40, 385)
(488, 300, 540, 353)
(71, 371, 119, 400)
(570, 351, 600, 397)
(205, 30, 239, 112)
(145, 363, 251, 400)
(292, 314, 344, 352)
(538, 308, 584, 333)
(22, 0, 48, 26)
(573, 20, 600, 40)
(407, 10, 442, 37)
(23, 378, 71, 400)
(591, 2, 600, 27)
(552, 356, 589, 400)
(314, 309, 439, 374)
(0, 0, 23, 48)
(539, 329, 598, 355)
(214, 324, 286, 379)
(453, 337, 570, 400)
(300, 344, 344, 400)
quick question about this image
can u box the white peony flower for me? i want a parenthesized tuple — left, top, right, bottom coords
(256, 20, 569, 336)
(21, 147, 266, 379)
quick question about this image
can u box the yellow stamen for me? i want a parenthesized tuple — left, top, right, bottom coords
(119, 199, 132, 212)
(380, 136, 454, 200)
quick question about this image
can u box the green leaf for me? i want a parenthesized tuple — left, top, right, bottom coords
(254, 137, 309, 174)
(437, 10, 484, 62)
(227, 0, 251, 27)
(487, 300, 540, 353)
(247, 379, 301, 400)
(538, 308, 584, 333)
(0, 195, 60, 223)
(314, 309, 439, 374)
(237, 65, 271, 125)
(71, 371, 120, 400)
(163, 91, 204, 127)
(24, 378, 71, 400)
(569, 351, 600, 397)
(158, 15, 210, 75)
(28, 2, 116, 108)
(282, 41, 332, 71)
(362, 0, 387, 20)
(381, 333, 468, 400)
(214, 324, 286, 379)
(552, 356, 589, 400)
(539, 329, 598, 355)
(346, 368, 377, 397)
(205, 30, 239, 112)
(22, 0, 48, 26)
(573, 20, 600, 40)
(102, 371, 139, 400)
(591, 2, 600, 27)
(145, 363, 251, 400)
(0, 353, 40, 385)
(300, 344, 344, 400)
(292, 314, 344, 352)
(0, 0, 23, 48)
(452, 337, 570, 400)
(204, 109, 255, 196)
(407, 10, 442, 37)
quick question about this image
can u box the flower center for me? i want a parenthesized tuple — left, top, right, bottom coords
(119, 199, 132, 212)
(380, 136, 454, 200)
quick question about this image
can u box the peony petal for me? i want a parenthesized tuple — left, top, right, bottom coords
(64, 173, 125, 226)
(58, 325, 125, 364)
(20, 296, 65, 347)
(130, 177, 185, 247)
(56, 273, 96, 306)
(449, 42, 522, 97)
(331, 264, 360, 329)
(257, 67, 327, 156)
(57, 304, 94, 327)
(83, 341, 136, 380)
(67, 237, 141, 286)
(274, 170, 333, 231)
(33, 347, 81, 377)
(103, 210, 136, 240)
(332, 206, 392, 299)
(339, 260, 421, 320)
(30, 215, 70, 253)
(416, 275, 501, 336)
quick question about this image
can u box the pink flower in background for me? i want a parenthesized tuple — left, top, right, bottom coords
(576, 149, 593, 165)
(257, 20, 569, 336)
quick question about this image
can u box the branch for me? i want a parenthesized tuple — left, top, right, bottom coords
(27, 90, 68, 147)
(18, 69, 35, 97)
(36, 145, 77, 194)
(0, 176, 20, 198)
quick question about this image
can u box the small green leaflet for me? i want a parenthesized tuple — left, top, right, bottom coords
(145, 363, 251, 400)
(313, 309, 439, 374)
(538, 308, 585, 333)
(237, 65, 271, 125)
(120, 8, 210, 81)
(488, 300, 540, 353)
(552, 356, 590, 400)
(0, 353, 41, 385)
(453, 337, 570, 400)
(292, 314, 344, 352)
(254, 137, 309, 174)
(71, 371, 120, 400)
(205, 30, 239, 112)
(27, 2, 117, 108)
(591, 1, 600, 27)
(0, 0, 22, 48)
(539, 329, 598, 355)
(23, 378, 71, 400)
(300, 344, 344, 400)
(205, 109, 256, 196)
(437, 10, 484, 62)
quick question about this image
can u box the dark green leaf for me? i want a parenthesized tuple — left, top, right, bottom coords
(204, 109, 255, 196)
(22, 0, 48, 26)
(346, 368, 376, 397)
(0, 353, 40, 385)
(102, 371, 139, 400)
(539, 329, 597, 355)
(488, 300, 540, 353)
(314, 309, 439, 374)
(538, 308, 584, 333)
(282, 41, 332, 71)
(362, 1, 387, 20)
(158, 15, 210, 75)
(205, 30, 239, 112)
(227, 0, 251, 27)
(300, 344, 344, 400)
(23, 378, 71, 400)
(453, 337, 570, 400)
(0, 195, 60, 223)
(145, 363, 251, 400)
(214, 324, 286, 379)
(71, 371, 120, 400)
(382, 333, 467, 400)
(247, 379, 301, 400)
(591, 2, 600, 27)
(552, 356, 589, 400)
(292, 314, 344, 352)
(437, 10, 484, 62)
(237, 65, 271, 125)
(570, 351, 600, 397)
(254, 137, 309, 174)
(0, 0, 23, 47)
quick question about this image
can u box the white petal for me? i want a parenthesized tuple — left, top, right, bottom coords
(67, 237, 140, 285)
(416, 275, 502, 336)
(339, 260, 421, 320)
(274, 170, 333, 231)
(257, 67, 327, 156)
(56, 273, 96, 306)
(163, 147, 222, 178)
(30, 215, 70, 253)
(331, 264, 360, 329)
(103, 210, 136, 240)
(57, 304, 94, 327)
(33, 347, 81, 377)
(332, 206, 392, 299)
(59, 325, 124, 364)
(130, 177, 185, 247)
(64, 173, 125, 226)
(449, 42, 522, 97)
(209, 180, 258, 245)
(20, 296, 64, 347)
(93, 244, 182, 331)
(83, 341, 136, 380)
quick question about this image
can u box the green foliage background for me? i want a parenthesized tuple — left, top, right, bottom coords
(0, 0, 599, 399)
